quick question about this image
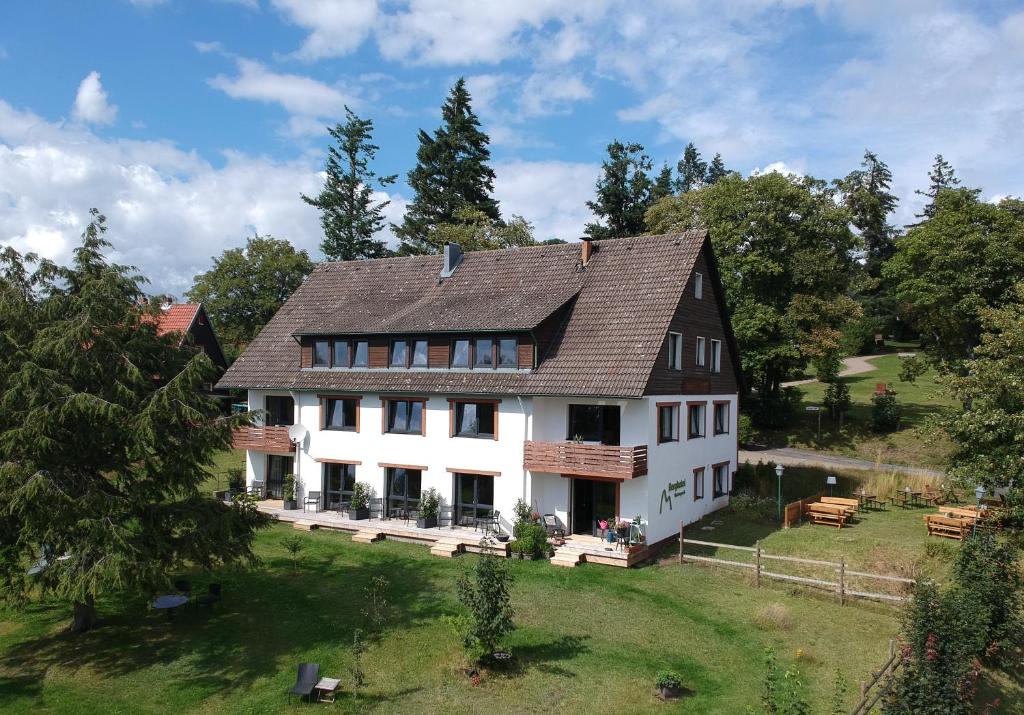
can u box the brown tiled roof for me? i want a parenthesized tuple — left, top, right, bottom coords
(218, 232, 707, 398)
(147, 304, 201, 345)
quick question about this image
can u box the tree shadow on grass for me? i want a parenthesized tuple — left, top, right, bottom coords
(0, 534, 456, 703)
(494, 634, 591, 679)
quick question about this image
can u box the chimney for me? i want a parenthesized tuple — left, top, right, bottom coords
(580, 237, 594, 266)
(440, 243, 463, 279)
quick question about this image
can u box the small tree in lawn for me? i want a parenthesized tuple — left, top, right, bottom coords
(0, 209, 270, 632)
(455, 537, 514, 662)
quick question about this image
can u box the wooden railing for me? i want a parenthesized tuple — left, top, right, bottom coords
(523, 441, 648, 480)
(231, 425, 293, 453)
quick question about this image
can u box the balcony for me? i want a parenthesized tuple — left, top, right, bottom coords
(523, 441, 648, 480)
(232, 425, 293, 453)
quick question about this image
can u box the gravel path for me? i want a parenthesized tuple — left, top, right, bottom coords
(782, 354, 887, 387)
(739, 447, 944, 478)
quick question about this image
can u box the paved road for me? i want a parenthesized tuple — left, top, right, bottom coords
(739, 447, 945, 478)
(782, 354, 887, 387)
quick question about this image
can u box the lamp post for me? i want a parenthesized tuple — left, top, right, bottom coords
(973, 485, 985, 538)
(826, 474, 837, 497)
(775, 464, 785, 522)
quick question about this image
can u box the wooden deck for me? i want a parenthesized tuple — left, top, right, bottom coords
(550, 534, 649, 568)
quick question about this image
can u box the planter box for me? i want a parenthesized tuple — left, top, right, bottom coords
(660, 685, 682, 700)
(416, 515, 438, 529)
(350, 508, 370, 520)
(283, 500, 298, 510)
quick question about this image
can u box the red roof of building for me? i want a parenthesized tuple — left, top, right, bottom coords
(154, 304, 201, 341)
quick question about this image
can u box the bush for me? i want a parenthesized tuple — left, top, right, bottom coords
(351, 481, 371, 510)
(655, 670, 683, 690)
(738, 413, 754, 447)
(456, 538, 515, 661)
(512, 498, 533, 538)
(283, 473, 296, 501)
(823, 379, 851, 423)
(871, 390, 901, 433)
(730, 490, 776, 522)
(226, 467, 244, 491)
(952, 532, 1022, 652)
(842, 314, 882, 356)
(419, 487, 440, 519)
(512, 523, 549, 558)
(747, 387, 803, 429)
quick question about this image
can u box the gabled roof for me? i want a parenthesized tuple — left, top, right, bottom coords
(218, 232, 711, 398)
(153, 304, 202, 343)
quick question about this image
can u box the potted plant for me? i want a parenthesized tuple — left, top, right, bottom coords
(282, 474, 298, 510)
(417, 487, 440, 528)
(350, 482, 371, 520)
(616, 519, 630, 540)
(656, 670, 683, 699)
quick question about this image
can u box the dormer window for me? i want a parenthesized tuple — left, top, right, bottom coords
(390, 339, 408, 368)
(474, 338, 494, 368)
(332, 339, 349, 367)
(352, 341, 368, 367)
(411, 339, 429, 367)
(451, 339, 470, 368)
(313, 339, 330, 367)
(498, 338, 517, 367)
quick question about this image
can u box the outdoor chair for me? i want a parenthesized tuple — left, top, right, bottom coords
(369, 498, 383, 520)
(303, 491, 321, 513)
(406, 508, 420, 525)
(479, 510, 500, 534)
(542, 514, 565, 539)
(438, 505, 454, 529)
(288, 662, 320, 703)
(198, 583, 222, 607)
(248, 480, 265, 499)
(173, 579, 192, 601)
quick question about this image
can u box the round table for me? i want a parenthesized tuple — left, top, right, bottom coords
(152, 594, 189, 620)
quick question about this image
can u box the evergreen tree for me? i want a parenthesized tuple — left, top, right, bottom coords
(394, 78, 500, 254)
(675, 142, 707, 193)
(585, 140, 654, 240)
(652, 162, 674, 201)
(839, 150, 899, 277)
(0, 210, 269, 632)
(302, 106, 396, 261)
(914, 154, 968, 220)
(705, 153, 730, 185)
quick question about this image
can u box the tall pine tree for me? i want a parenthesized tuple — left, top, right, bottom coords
(394, 78, 500, 254)
(839, 150, 899, 277)
(652, 162, 674, 201)
(914, 154, 965, 220)
(705, 153, 730, 184)
(585, 140, 654, 239)
(675, 142, 707, 193)
(0, 210, 269, 632)
(302, 107, 396, 261)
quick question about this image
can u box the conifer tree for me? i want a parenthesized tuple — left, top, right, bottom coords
(302, 106, 396, 261)
(914, 154, 969, 220)
(652, 163, 674, 201)
(394, 78, 500, 254)
(0, 210, 269, 632)
(705, 153, 730, 185)
(585, 140, 654, 239)
(839, 150, 899, 277)
(674, 142, 707, 193)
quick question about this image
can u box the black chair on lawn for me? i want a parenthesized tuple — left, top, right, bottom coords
(303, 490, 321, 513)
(288, 662, 320, 703)
(174, 579, 192, 603)
(198, 583, 222, 608)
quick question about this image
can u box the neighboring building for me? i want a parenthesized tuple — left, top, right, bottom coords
(153, 303, 229, 393)
(218, 232, 740, 548)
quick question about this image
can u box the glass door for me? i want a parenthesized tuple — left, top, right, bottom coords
(385, 468, 422, 517)
(454, 473, 495, 527)
(266, 454, 293, 499)
(571, 478, 617, 536)
(323, 463, 355, 510)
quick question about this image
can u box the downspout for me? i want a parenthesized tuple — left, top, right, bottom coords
(516, 394, 530, 508)
(289, 390, 301, 498)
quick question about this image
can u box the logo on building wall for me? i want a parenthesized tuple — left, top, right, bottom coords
(659, 479, 688, 514)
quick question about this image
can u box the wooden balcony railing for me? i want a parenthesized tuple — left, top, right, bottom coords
(523, 441, 648, 480)
(232, 425, 293, 453)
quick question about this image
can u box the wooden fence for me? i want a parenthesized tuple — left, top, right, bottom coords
(678, 526, 915, 605)
(784, 493, 823, 528)
(850, 640, 903, 714)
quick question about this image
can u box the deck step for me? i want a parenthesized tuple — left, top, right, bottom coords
(351, 530, 382, 544)
(550, 550, 583, 568)
(429, 542, 463, 558)
(291, 521, 318, 531)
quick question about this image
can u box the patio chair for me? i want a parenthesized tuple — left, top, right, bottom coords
(542, 514, 565, 539)
(369, 497, 383, 520)
(479, 510, 501, 534)
(248, 480, 265, 499)
(198, 583, 222, 607)
(438, 505, 454, 530)
(288, 662, 320, 703)
(303, 491, 321, 513)
(173, 579, 192, 601)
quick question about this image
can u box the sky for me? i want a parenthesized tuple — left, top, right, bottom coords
(1, 0, 1023, 296)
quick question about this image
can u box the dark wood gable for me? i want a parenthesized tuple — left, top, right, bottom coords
(644, 241, 740, 396)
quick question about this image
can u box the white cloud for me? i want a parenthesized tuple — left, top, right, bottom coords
(72, 71, 118, 126)
(493, 159, 599, 242)
(519, 72, 591, 118)
(207, 58, 354, 117)
(749, 161, 804, 179)
(271, 0, 378, 60)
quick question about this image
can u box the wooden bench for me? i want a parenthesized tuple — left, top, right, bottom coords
(821, 497, 860, 514)
(921, 486, 944, 505)
(924, 514, 969, 540)
(940, 506, 982, 521)
(806, 503, 849, 529)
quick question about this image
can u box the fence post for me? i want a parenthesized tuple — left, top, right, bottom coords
(755, 540, 761, 588)
(838, 557, 846, 606)
(678, 522, 684, 564)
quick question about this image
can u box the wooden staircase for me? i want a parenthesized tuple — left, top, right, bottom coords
(352, 530, 383, 544)
(549, 546, 583, 568)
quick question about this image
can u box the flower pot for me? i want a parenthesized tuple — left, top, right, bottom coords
(606, 531, 616, 543)
(660, 685, 682, 699)
(351, 508, 370, 520)
(416, 516, 438, 529)
(283, 500, 298, 510)
(496, 534, 510, 543)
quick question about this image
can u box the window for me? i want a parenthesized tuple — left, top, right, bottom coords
(713, 463, 729, 498)
(498, 338, 518, 367)
(668, 332, 683, 370)
(455, 473, 495, 525)
(352, 340, 369, 367)
(266, 454, 294, 500)
(657, 403, 679, 444)
(411, 339, 429, 367)
(384, 399, 424, 435)
(696, 336, 706, 367)
(567, 404, 621, 445)
(694, 271, 703, 299)
(390, 339, 408, 368)
(710, 339, 722, 374)
(451, 339, 470, 368)
(452, 401, 497, 439)
(687, 402, 706, 439)
(385, 467, 421, 517)
(332, 339, 350, 368)
(474, 338, 494, 368)
(694, 467, 705, 500)
(714, 401, 730, 435)
(323, 397, 358, 431)
(264, 395, 294, 427)
(323, 462, 355, 510)
(312, 339, 330, 367)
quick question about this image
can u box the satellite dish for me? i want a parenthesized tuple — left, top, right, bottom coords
(287, 424, 308, 444)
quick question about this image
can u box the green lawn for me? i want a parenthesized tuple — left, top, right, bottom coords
(198, 449, 246, 496)
(759, 353, 956, 467)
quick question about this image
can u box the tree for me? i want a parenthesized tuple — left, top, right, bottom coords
(0, 210, 269, 632)
(646, 172, 859, 413)
(302, 106, 396, 261)
(585, 140, 654, 240)
(455, 537, 514, 661)
(940, 283, 1024, 493)
(675, 142, 707, 194)
(706, 153, 730, 185)
(837, 150, 898, 277)
(394, 78, 500, 254)
(430, 208, 535, 252)
(883, 191, 1024, 367)
(187, 235, 315, 361)
(652, 162, 674, 201)
(914, 154, 968, 220)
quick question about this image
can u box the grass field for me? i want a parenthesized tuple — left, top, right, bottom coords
(758, 353, 956, 467)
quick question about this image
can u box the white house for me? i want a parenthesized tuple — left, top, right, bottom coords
(219, 232, 740, 552)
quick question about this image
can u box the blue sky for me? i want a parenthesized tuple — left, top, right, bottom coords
(2, 1, 1023, 295)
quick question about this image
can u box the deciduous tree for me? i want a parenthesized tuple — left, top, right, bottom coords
(430, 208, 535, 252)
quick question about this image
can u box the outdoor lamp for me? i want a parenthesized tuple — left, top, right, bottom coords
(973, 485, 986, 538)
(826, 474, 837, 497)
(775, 464, 785, 522)
(975, 485, 986, 502)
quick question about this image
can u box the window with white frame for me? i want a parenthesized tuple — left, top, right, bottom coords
(693, 467, 705, 500)
(668, 332, 683, 370)
(696, 336, 706, 367)
(713, 463, 729, 498)
(710, 339, 722, 373)
(657, 403, 679, 443)
(687, 402, 706, 439)
(694, 272, 703, 299)
(713, 401, 729, 435)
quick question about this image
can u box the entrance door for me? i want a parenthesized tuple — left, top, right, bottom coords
(571, 479, 618, 535)
(266, 454, 293, 499)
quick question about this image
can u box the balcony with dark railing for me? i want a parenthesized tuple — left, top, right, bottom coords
(523, 441, 648, 480)
(231, 425, 293, 453)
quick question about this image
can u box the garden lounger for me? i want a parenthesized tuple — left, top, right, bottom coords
(288, 662, 320, 702)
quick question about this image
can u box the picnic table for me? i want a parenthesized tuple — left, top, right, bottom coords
(853, 491, 885, 510)
(891, 490, 923, 508)
(152, 594, 189, 620)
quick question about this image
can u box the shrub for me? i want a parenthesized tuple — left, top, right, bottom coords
(351, 481, 371, 510)
(226, 466, 244, 491)
(655, 670, 683, 690)
(456, 537, 515, 661)
(823, 379, 851, 423)
(731, 490, 776, 522)
(754, 603, 793, 631)
(512, 523, 549, 558)
(842, 314, 881, 356)
(361, 575, 389, 634)
(419, 487, 440, 519)
(512, 498, 533, 538)
(952, 532, 1022, 651)
(283, 473, 296, 501)
(738, 413, 754, 447)
(761, 647, 811, 714)
(871, 390, 901, 433)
